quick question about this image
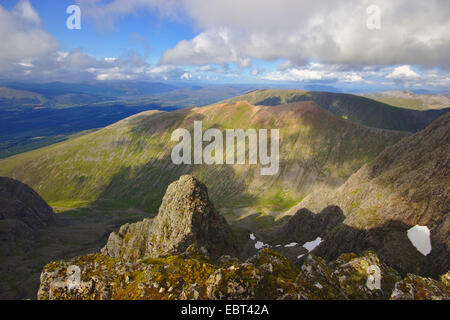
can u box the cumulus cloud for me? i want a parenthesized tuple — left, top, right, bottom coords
(2, 0, 449, 88)
(79, 0, 450, 68)
(386, 65, 420, 80)
(262, 63, 364, 83)
(0, 1, 58, 70)
(160, 28, 251, 68)
(0, 2, 185, 82)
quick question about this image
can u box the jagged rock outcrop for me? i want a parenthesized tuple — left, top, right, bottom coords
(284, 112, 450, 276)
(101, 175, 238, 261)
(390, 272, 450, 300)
(37, 248, 449, 300)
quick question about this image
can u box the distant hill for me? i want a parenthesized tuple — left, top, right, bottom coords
(0, 81, 180, 109)
(0, 104, 178, 158)
(0, 83, 254, 158)
(223, 89, 449, 132)
(0, 101, 407, 213)
(363, 90, 450, 111)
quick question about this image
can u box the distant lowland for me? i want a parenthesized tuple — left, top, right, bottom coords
(1, 83, 448, 158)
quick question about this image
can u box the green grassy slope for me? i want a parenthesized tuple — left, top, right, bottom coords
(0, 101, 408, 213)
(363, 92, 450, 111)
(224, 90, 449, 132)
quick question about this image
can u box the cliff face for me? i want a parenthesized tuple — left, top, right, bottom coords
(101, 175, 238, 261)
(283, 112, 450, 276)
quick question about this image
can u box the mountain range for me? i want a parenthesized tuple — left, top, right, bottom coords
(363, 90, 450, 111)
(224, 89, 449, 132)
(0, 100, 408, 214)
(0, 89, 448, 300)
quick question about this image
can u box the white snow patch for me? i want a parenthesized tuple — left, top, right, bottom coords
(284, 242, 298, 248)
(297, 254, 305, 259)
(250, 233, 256, 241)
(255, 241, 269, 250)
(303, 237, 323, 252)
(407, 225, 432, 256)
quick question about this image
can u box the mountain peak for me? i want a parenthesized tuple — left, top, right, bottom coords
(101, 175, 238, 261)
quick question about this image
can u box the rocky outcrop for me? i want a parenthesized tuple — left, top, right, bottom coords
(285, 112, 450, 276)
(390, 272, 450, 300)
(101, 175, 238, 261)
(37, 248, 449, 300)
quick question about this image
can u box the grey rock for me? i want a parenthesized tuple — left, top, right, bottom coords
(102, 175, 238, 260)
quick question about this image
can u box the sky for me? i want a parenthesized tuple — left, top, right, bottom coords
(0, 0, 449, 92)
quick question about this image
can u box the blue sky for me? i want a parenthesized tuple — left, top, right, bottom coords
(0, 0, 449, 92)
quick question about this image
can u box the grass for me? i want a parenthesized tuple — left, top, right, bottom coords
(0, 101, 407, 214)
(368, 97, 424, 110)
(223, 89, 445, 132)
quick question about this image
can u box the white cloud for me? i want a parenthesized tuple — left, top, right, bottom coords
(78, 0, 449, 69)
(386, 65, 420, 80)
(15, 0, 41, 24)
(2, 0, 449, 88)
(160, 28, 251, 68)
(180, 72, 192, 80)
(262, 63, 365, 83)
(0, 1, 58, 69)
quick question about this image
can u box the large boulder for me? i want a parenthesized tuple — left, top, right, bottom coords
(101, 175, 239, 260)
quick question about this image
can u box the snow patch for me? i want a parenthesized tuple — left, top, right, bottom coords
(284, 242, 298, 248)
(303, 237, 323, 252)
(407, 225, 432, 256)
(255, 241, 269, 250)
(249, 233, 256, 241)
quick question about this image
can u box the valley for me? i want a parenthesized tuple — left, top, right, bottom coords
(0, 82, 253, 158)
(0, 88, 448, 301)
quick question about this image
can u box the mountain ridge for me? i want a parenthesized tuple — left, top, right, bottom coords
(223, 89, 449, 132)
(282, 112, 450, 276)
(0, 100, 407, 214)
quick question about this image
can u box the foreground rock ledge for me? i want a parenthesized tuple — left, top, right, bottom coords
(38, 248, 449, 300)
